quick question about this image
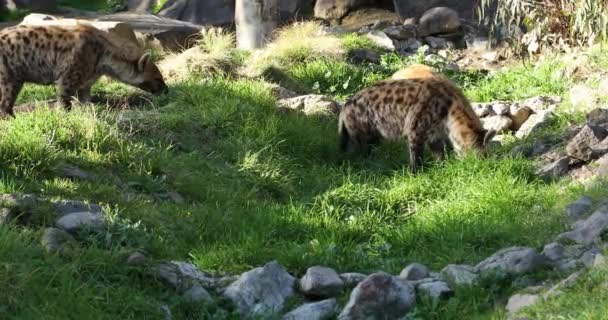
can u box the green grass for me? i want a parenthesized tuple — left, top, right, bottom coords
(1, 27, 606, 319)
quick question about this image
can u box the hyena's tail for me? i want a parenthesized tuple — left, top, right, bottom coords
(338, 107, 350, 152)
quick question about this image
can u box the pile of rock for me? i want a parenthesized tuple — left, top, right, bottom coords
(472, 96, 561, 140)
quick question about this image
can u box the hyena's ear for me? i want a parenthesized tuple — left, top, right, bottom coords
(138, 53, 152, 72)
(483, 129, 497, 147)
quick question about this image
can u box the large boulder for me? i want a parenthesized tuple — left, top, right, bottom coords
(313, 0, 368, 23)
(393, 0, 477, 21)
(417, 7, 461, 37)
(566, 124, 608, 162)
(558, 204, 608, 245)
(475, 247, 545, 275)
(158, 0, 313, 26)
(94, 13, 203, 51)
(299, 266, 344, 298)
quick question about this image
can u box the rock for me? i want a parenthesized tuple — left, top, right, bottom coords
(157, 261, 217, 291)
(399, 263, 430, 281)
(417, 7, 461, 37)
(565, 196, 593, 223)
(338, 272, 415, 320)
(270, 85, 298, 99)
(216, 275, 239, 288)
(314, 0, 367, 22)
(441, 264, 479, 286)
(481, 115, 513, 133)
(128, 0, 157, 12)
(41, 227, 75, 254)
(563, 244, 587, 260)
(554, 259, 578, 273)
(384, 25, 416, 40)
(182, 284, 212, 304)
(223, 261, 295, 318)
(52, 199, 102, 215)
(521, 96, 562, 113)
(277, 95, 339, 116)
(282, 299, 338, 320)
(491, 103, 509, 116)
(20, 13, 56, 24)
(481, 51, 501, 63)
(537, 157, 570, 180)
(516, 109, 555, 138)
(153, 191, 185, 204)
(127, 251, 147, 266)
(339, 273, 367, 288)
(542, 243, 565, 262)
(417, 281, 453, 300)
(506, 294, 539, 314)
(396, 38, 422, 52)
(569, 84, 596, 107)
(581, 249, 601, 268)
(476, 247, 545, 275)
(158, 0, 233, 26)
(509, 104, 533, 131)
(567, 125, 608, 162)
(586, 108, 608, 127)
(592, 253, 607, 268)
(94, 13, 203, 51)
(58, 164, 91, 181)
(300, 266, 344, 298)
(159, 304, 172, 320)
(55, 211, 105, 234)
(544, 271, 583, 299)
(424, 36, 449, 50)
(365, 30, 395, 50)
(347, 48, 381, 64)
(465, 35, 489, 50)
(472, 103, 493, 117)
(557, 204, 608, 245)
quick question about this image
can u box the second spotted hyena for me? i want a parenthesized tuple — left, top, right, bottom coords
(0, 23, 168, 117)
(338, 76, 495, 172)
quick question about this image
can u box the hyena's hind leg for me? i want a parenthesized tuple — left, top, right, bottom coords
(407, 134, 427, 173)
(428, 137, 452, 161)
(0, 77, 23, 118)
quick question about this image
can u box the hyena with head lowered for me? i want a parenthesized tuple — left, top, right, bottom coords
(338, 76, 496, 172)
(0, 23, 168, 117)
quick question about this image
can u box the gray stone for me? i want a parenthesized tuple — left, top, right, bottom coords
(159, 304, 172, 320)
(581, 248, 601, 267)
(542, 243, 565, 261)
(586, 108, 608, 127)
(278, 95, 339, 116)
(424, 36, 449, 50)
(543, 271, 583, 299)
(399, 263, 429, 281)
(492, 103, 510, 116)
(537, 157, 570, 180)
(55, 211, 105, 233)
(522, 96, 562, 113)
(347, 49, 381, 64)
(314, 0, 366, 22)
(300, 266, 344, 298)
(365, 30, 395, 50)
(592, 253, 607, 268)
(41, 227, 75, 254)
(223, 261, 295, 318)
(465, 35, 489, 50)
(563, 244, 588, 259)
(481, 115, 513, 133)
(52, 199, 102, 215)
(417, 281, 453, 300)
(417, 7, 461, 37)
(516, 109, 555, 138)
(554, 259, 578, 273)
(339, 273, 367, 288)
(127, 251, 147, 266)
(558, 205, 608, 245)
(182, 284, 212, 304)
(565, 196, 593, 222)
(384, 25, 416, 40)
(506, 294, 539, 314)
(476, 247, 545, 275)
(441, 264, 479, 286)
(338, 272, 415, 320)
(156, 261, 217, 291)
(396, 38, 422, 52)
(567, 125, 608, 162)
(282, 299, 338, 320)
(58, 164, 91, 180)
(472, 103, 493, 117)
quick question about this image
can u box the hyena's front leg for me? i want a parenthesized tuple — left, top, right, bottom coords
(0, 77, 23, 118)
(428, 139, 448, 161)
(57, 81, 78, 111)
(76, 76, 100, 104)
(407, 135, 426, 173)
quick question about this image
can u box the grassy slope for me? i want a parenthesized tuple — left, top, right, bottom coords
(0, 27, 606, 319)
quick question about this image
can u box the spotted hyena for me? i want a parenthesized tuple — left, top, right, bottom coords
(391, 63, 438, 80)
(0, 23, 168, 117)
(338, 76, 496, 172)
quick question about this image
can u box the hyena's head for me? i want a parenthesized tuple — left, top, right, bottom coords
(134, 53, 168, 94)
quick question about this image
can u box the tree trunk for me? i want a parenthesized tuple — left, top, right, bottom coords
(235, 0, 279, 50)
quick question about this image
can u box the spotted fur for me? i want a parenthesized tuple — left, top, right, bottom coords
(0, 23, 168, 117)
(338, 76, 495, 172)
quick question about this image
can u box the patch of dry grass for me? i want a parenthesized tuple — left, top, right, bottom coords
(159, 28, 240, 82)
(242, 21, 345, 77)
